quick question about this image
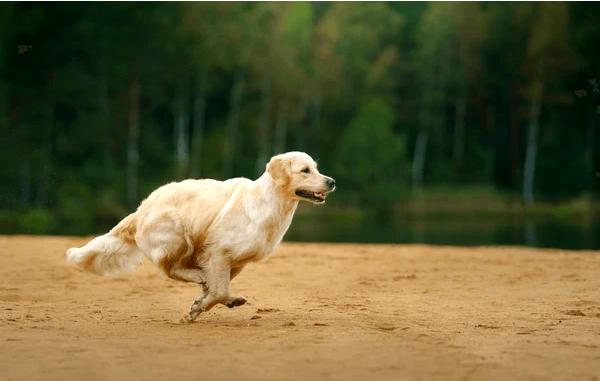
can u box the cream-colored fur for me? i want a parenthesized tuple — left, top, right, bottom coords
(66, 151, 335, 321)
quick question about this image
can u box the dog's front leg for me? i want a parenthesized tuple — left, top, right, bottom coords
(223, 266, 247, 308)
(187, 254, 232, 322)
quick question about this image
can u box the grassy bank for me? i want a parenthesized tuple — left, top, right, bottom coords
(297, 186, 598, 224)
(1, 186, 597, 236)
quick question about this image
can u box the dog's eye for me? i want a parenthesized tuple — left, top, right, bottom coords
(301, 167, 310, 174)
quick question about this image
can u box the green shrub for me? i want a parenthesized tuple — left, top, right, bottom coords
(335, 98, 408, 206)
(19, 209, 55, 234)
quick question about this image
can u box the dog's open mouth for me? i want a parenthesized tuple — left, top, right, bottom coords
(295, 189, 327, 204)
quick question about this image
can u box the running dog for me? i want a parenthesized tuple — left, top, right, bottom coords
(66, 151, 335, 321)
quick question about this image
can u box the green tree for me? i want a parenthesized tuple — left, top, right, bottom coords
(448, 4, 486, 167)
(336, 98, 406, 205)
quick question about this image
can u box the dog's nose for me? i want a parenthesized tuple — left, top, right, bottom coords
(327, 178, 336, 190)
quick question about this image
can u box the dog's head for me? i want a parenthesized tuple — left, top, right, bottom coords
(267, 152, 335, 204)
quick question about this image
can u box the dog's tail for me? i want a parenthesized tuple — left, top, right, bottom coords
(66, 213, 143, 276)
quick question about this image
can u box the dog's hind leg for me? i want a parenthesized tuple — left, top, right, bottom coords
(168, 267, 206, 284)
(136, 210, 205, 284)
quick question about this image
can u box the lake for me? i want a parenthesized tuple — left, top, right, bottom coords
(286, 211, 600, 250)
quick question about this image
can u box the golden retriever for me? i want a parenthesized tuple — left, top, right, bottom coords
(66, 151, 335, 321)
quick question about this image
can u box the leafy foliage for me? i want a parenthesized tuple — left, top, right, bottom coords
(0, 3, 598, 234)
(336, 98, 406, 206)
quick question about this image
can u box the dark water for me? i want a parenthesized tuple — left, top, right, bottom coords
(286, 213, 600, 250)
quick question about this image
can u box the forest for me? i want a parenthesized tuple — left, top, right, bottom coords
(0, 2, 599, 236)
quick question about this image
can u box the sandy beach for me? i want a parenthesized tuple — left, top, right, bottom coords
(1, 235, 599, 380)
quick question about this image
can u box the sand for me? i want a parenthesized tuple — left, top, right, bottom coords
(1, 235, 599, 381)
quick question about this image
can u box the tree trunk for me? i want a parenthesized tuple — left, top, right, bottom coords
(485, 103, 496, 182)
(582, 83, 597, 194)
(126, 77, 140, 207)
(190, 70, 207, 178)
(453, 95, 466, 165)
(295, 89, 310, 150)
(593, 111, 600, 203)
(308, 88, 322, 156)
(255, 72, 272, 176)
(20, 160, 30, 208)
(412, 128, 428, 188)
(436, 52, 450, 143)
(98, 77, 113, 179)
(222, 70, 245, 179)
(585, 106, 593, 188)
(273, 101, 288, 154)
(36, 82, 54, 207)
(509, 89, 520, 189)
(174, 91, 189, 179)
(412, 59, 436, 189)
(522, 80, 543, 206)
(0, 81, 7, 129)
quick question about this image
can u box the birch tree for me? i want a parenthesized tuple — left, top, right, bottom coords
(522, 3, 571, 205)
(412, 4, 453, 188)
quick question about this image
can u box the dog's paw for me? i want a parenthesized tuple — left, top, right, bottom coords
(182, 311, 202, 324)
(180, 316, 195, 324)
(226, 296, 247, 308)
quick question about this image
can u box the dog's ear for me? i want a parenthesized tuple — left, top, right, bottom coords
(267, 156, 291, 187)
